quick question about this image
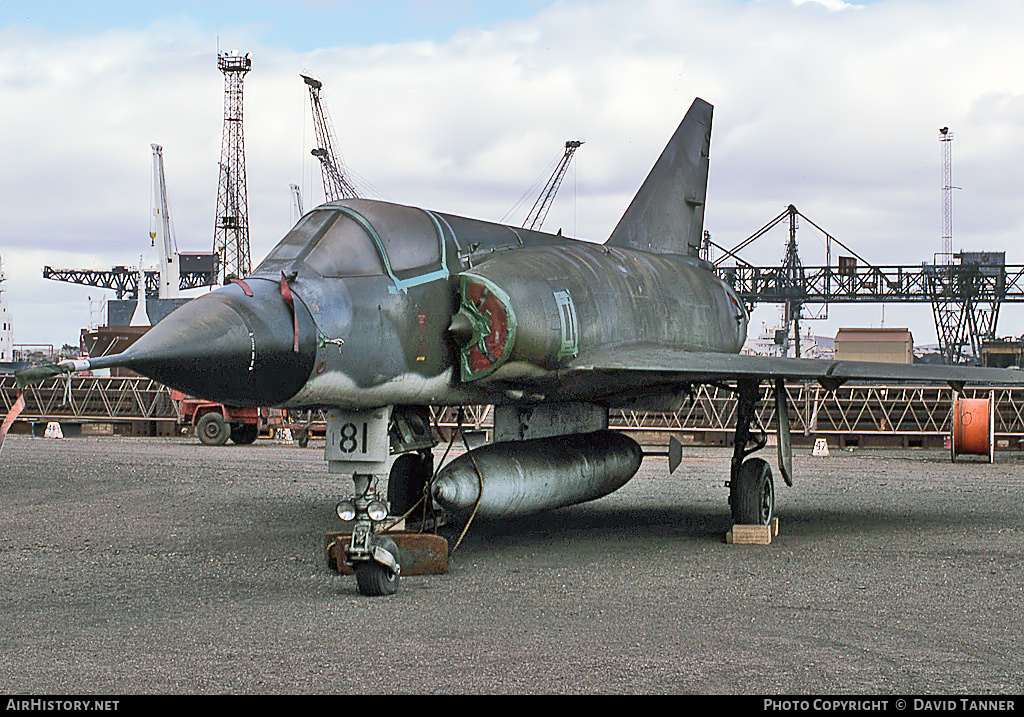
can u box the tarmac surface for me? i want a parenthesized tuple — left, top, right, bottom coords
(1, 433, 1023, 695)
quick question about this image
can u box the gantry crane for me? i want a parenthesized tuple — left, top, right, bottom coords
(712, 205, 1016, 364)
(301, 73, 359, 202)
(43, 145, 219, 301)
(523, 140, 583, 231)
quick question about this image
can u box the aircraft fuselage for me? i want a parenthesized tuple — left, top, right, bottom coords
(109, 197, 748, 411)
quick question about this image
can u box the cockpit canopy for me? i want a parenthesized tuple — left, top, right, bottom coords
(254, 199, 442, 280)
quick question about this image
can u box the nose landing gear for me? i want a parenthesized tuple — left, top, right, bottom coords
(325, 406, 448, 596)
(335, 473, 401, 596)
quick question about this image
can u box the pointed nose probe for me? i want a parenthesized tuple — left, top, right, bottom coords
(61, 278, 317, 406)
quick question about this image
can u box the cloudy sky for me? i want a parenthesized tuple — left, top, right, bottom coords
(1, 0, 1023, 349)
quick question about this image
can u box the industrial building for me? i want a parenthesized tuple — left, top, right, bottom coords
(834, 328, 914, 364)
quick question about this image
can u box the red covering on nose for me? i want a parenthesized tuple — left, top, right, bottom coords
(280, 273, 300, 353)
(230, 278, 254, 297)
(0, 391, 25, 455)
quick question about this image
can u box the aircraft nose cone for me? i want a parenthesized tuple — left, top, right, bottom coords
(125, 278, 317, 406)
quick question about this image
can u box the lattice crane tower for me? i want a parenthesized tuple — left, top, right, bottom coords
(214, 51, 252, 283)
(302, 73, 359, 202)
(940, 127, 954, 264)
(523, 140, 583, 231)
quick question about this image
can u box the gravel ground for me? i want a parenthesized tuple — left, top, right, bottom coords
(1, 433, 1023, 695)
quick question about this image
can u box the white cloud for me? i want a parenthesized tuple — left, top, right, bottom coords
(789, 0, 863, 11)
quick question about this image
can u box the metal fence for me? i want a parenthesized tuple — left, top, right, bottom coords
(4, 376, 1023, 444)
(434, 383, 1024, 444)
(0, 375, 177, 422)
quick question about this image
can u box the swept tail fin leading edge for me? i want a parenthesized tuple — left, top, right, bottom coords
(605, 98, 712, 257)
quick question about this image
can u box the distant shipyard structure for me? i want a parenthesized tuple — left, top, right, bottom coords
(714, 200, 1024, 365)
(42, 53, 254, 332)
(302, 72, 359, 203)
(0, 256, 14, 363)
(213, 51, 252, 283)
(42, 139, 220, 327)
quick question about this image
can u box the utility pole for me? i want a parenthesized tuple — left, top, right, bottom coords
(213, 51, 252, 283)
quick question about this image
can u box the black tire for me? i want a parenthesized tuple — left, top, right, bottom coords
(355, 535, 399, 596)
(230, 422, 259, 445)
(196, 412, 230, 446)
(355, 561, 397, 596)
(297, 428, 309, 448)
(730, 457, 774, 525)
(354, 536, 397, 598)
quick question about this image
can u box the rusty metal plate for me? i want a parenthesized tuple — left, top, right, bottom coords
(325, 531, 449, 576)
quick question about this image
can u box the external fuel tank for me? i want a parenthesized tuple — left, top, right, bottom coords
(430, 430, 643, 517)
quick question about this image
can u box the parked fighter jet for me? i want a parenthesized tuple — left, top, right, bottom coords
(19, 98, 1024, 595)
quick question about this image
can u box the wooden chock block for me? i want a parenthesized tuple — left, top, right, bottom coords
(726, 518, 779, 545)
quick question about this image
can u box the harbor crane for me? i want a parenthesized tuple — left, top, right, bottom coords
(523, 140, 583, 231)
(302, 73, 359, 202)
(43, 145, 218, 301)
(150, 144, 181, 299)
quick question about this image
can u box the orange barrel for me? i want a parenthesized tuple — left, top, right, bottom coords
(951, 393, 994, 463)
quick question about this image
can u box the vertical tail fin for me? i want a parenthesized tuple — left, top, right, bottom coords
(605, 98, 712, 256)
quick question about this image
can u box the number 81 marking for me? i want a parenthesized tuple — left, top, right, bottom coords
(338, 422, 369, 454)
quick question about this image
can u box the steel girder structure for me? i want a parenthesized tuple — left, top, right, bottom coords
(721, 263, 1023, 306)
(6, 377, 1024, 442)
(0, 376, 177, 422)
(428, 384, 1024, 442)
(612, 383, 1024, 441)
(42, 266, 218, 300)
(213, 52, 252, 284)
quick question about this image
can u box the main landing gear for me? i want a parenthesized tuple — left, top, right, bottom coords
(728, 379, 775, 526)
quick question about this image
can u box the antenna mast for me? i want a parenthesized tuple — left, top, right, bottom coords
(940, 127, 954, 264)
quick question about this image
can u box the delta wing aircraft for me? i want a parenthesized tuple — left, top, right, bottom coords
(18, 98, 1024, 595)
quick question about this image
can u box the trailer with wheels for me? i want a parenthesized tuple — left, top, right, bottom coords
(171, 391, 263, 446)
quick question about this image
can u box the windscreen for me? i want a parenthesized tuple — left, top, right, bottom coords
(261, 210, 337, 264)
(303, 213, 384, 277)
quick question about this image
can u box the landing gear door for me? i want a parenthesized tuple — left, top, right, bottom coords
(775, 378, 794, 487)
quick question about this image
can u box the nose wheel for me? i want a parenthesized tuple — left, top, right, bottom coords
(353, 534, 400, 596)
(336, 473, 402, 597)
